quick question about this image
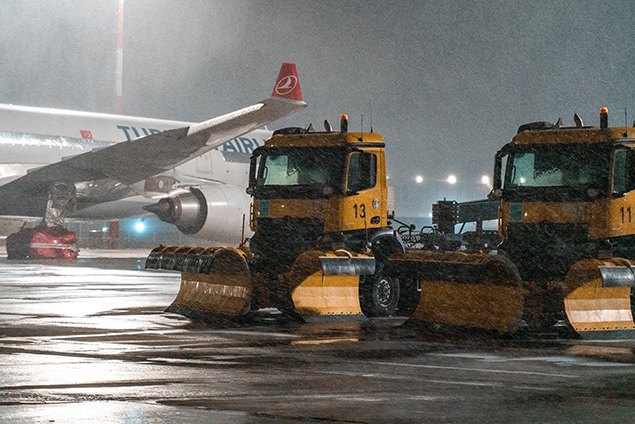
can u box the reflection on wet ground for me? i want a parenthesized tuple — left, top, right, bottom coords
(1, 255, 635, 423)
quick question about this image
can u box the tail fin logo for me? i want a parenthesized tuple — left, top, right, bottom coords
(271, 63, 302, 101)
(274, 75, 298, 96)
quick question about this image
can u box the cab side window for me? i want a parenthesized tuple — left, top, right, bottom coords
(347, 152, 377, 193)
(613, 148, 635, 194)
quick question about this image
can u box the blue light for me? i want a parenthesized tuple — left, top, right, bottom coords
(134, 221, 146, 233)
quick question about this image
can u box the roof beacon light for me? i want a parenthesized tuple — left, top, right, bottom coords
(341, 114, 348, 133)
(600, 107, 608, 129)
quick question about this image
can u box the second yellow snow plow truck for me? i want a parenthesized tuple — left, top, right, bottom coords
(385, 107, 635, 339)
(146, 116, 409, 322)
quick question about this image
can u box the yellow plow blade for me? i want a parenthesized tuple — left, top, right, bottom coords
(564, 258, 635, 339)
(146, 245, 212, 272)
(283, 250, 374, 320)
(385, 251, 523, 333)
(165, 247, 252, 319)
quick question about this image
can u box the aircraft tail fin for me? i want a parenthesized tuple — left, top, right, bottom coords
(271, 63, 303, 101)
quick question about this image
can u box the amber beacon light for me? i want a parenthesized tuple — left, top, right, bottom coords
(341, 114, 348, 133)
(600, 107, 608, 129)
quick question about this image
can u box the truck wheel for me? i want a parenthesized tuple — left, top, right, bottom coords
(360, 266, 400, 317)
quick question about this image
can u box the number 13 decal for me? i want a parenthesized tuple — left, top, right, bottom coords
(353, 204, 366, 219)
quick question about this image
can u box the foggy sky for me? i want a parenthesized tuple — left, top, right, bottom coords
(1, 0, 634, 216)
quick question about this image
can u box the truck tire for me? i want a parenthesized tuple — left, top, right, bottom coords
(360, 265, 400, 317)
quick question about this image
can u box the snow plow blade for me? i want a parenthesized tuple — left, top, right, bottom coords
(283, 250, 374, 320)
(147, 246, 251, 319)
(385, 251, 523, 333)
(146, 245, 221, 272)
(564, 258, 635, 339)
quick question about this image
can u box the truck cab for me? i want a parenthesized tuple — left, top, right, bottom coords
(247, 129, 392, 260)
(492, 116, 635, 281)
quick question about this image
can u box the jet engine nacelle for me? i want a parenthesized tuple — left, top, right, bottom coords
(145, 185, 252, 245)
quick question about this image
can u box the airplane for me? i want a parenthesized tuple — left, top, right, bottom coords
(0, 63, 306, 259)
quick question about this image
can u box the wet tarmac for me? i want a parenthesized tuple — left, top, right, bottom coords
(1, 250, 635, 423)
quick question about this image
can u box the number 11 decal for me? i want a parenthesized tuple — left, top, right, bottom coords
(621, 206, 632, 224)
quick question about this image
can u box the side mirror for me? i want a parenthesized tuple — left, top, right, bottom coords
(488, 189, 503, 200)
(322, 186, 334, 196)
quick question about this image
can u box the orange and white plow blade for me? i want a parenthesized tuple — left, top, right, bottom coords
(166, 248, 252, 319)
(291, 272, 363, 318)
(286, 250, 372, 320)
(564, 259, 635, 339)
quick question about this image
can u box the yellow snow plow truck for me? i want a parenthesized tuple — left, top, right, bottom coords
(385, 107, 635, 339)
(146, 115, 409, 322)
(147, 108, 635, 339)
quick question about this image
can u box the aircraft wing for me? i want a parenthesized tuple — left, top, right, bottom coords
(0, 63, 305, 216)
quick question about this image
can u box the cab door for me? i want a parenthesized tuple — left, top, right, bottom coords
(607, 143, 635, 237)
(335, 149, 384, 233)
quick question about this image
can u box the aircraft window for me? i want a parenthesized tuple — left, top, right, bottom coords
(196, 152, 213, 173)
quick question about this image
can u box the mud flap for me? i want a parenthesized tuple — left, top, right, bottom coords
(385, 251, 523, 333)
(283, 250, 374, 320)
(152, 247, 252, 320)
(564, 258, 635, 339)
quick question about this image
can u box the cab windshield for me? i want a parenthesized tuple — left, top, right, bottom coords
(255, 147, 347, 198)
(504, 143, 611, 201)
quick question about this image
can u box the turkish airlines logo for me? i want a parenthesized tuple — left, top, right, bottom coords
(274, 75, 298, 96)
